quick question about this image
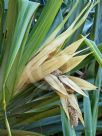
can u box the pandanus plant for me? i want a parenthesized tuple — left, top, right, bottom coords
(0, 0, 100, 136)
(17, 37, 97, 127)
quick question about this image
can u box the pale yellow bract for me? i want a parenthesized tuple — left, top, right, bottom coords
(17, 37, 97, 127)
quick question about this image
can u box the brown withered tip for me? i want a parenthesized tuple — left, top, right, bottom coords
(68, 106, 79, 127)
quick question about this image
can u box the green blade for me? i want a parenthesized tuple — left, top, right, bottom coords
(84, 38, 102, 67)
(94, 0, 102, 44)
(2, 0, 39, 102)
(0, 129, 45, 136)
(0, 0, 4, 49)
(21, 0, 63, 64)
(91, 68, 102, 136)
(4, 0, 39, 83)
(0, 0, 19, 104)
(61, 108, 76, 136)
(83, 92, 93, 136)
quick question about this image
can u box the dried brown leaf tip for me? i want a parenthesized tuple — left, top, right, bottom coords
(68, 106, 79, 127)
(45, 69, 96, 127)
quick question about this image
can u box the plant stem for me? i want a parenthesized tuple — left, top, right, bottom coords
(3, 85, 12, 136)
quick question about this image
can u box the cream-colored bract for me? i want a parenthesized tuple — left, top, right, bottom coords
(17, 37, 97, 127)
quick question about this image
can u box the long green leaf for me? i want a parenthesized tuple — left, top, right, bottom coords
(83, 92, 93, 136)
(11, 108, 60, 126)
(61, 108, 76, 136)
(94, 0, 102, 44)
(4, 0, 39, 84)
(0, 129, 45, 136)
(0, 0, 19, 103)
(84, 38, 102, 67)
(2, 0, 39, 103)
(91, 68, 102, 136)
(21, 0, 63, 64)
(0, 0, 4, 48)
(71, 42, 102, 73)
(43, 0, 80, 46)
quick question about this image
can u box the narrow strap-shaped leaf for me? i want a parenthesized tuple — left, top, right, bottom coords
(22, 0, 63, 64)
(73, 1, 99, 33)
(84, 38, 102, 67)
(91, 68, 102, 136)
(11, 17, 35, 96)
(42, 0, 80, 46)
(0, 129, 45, 136)
(94, 0, 102, 44)
(0, 0, 19, 108)
(83, 92, 93, 136)
(1, 1, 39, 135)
(61, 108, 76, 136)
(11, 108, 60, 126)
(0, 0, 39, 103)
(4, 0, 39, 83)
(0, 0, 4, 48)
(68, 1, 91, 30)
